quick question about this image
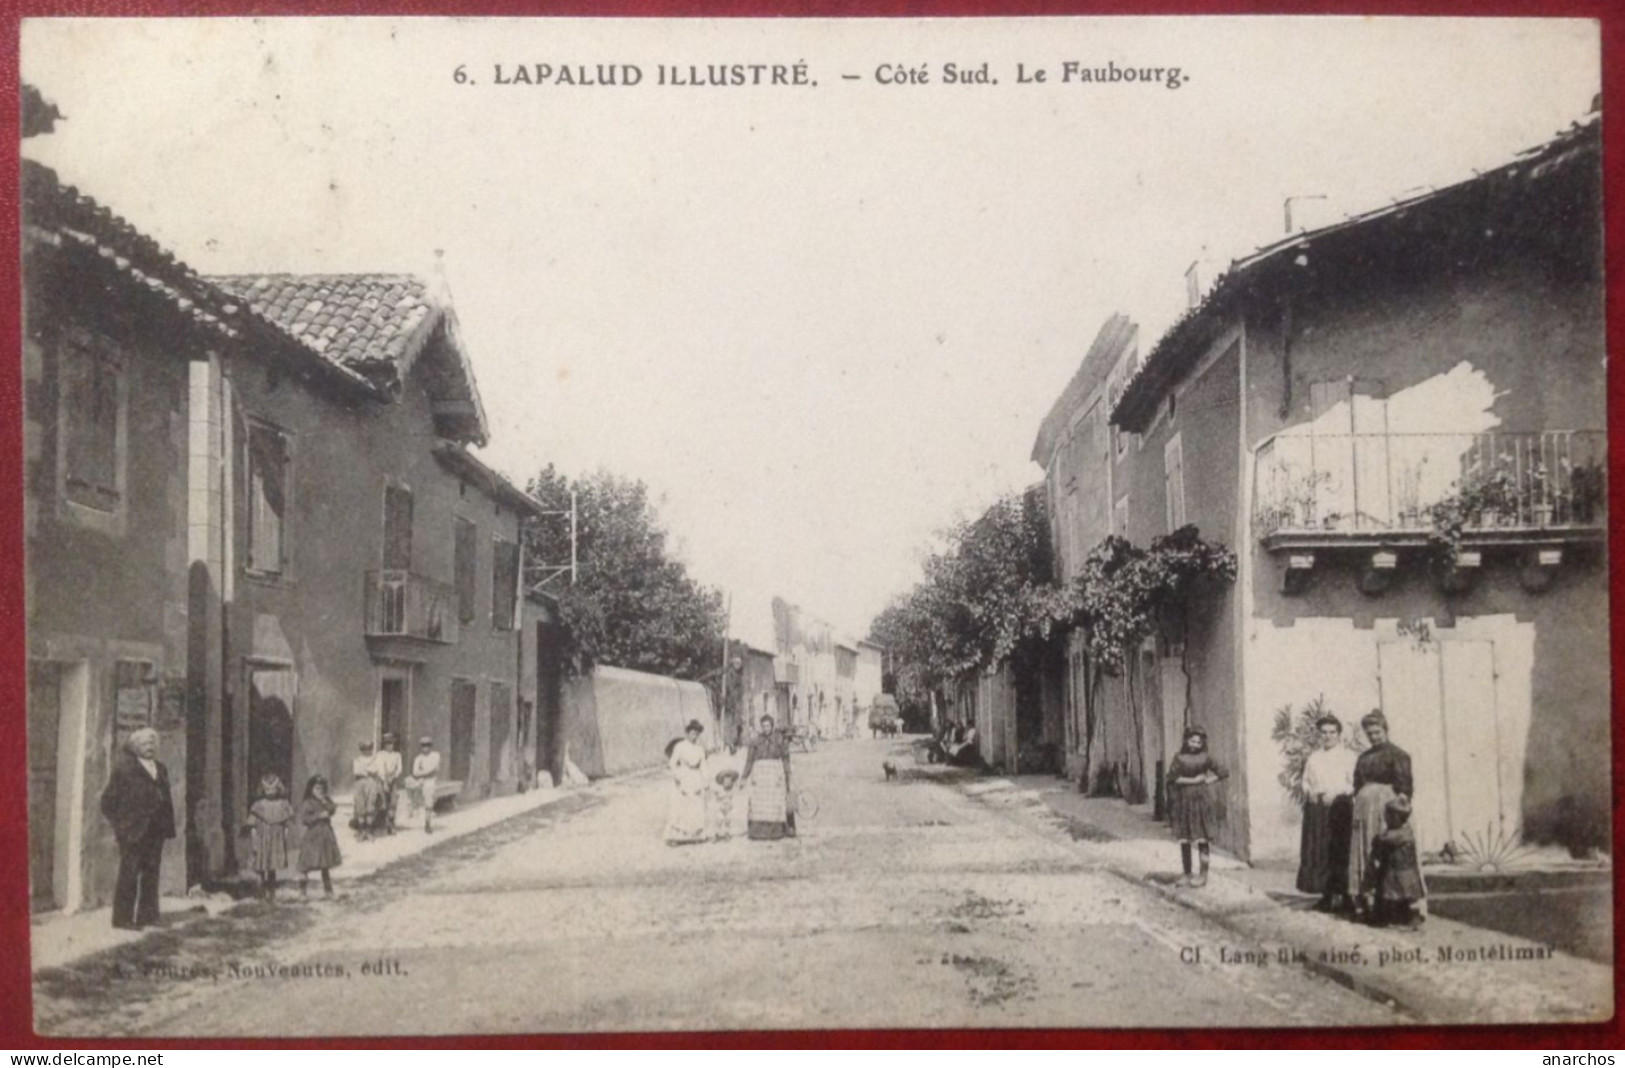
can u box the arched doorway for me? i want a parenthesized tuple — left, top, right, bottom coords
(247, 666, 295, 803)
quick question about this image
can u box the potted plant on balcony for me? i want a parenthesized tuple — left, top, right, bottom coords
(1427, 467, 1517, 586)
(1524, 461, 1553, 527)
(1570, 460, 1606, 524)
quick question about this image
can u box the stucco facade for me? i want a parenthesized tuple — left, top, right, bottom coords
(23, 179, 199, 910)
(1105, 118, 1606, 862)
(178, 276, 543, 879)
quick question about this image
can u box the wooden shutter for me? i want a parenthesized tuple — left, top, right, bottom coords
(455, 518, 478, 623)
(449, 680, 476, 782)
(62, 336, 121, 511)
(383, 485, 413, 571)
(248, 424, 288, 573)
(491, 538, 519, 631)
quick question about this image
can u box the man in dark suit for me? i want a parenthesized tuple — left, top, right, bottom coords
(99, 727, 176, 929)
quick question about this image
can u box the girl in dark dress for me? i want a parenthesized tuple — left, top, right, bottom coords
(297, 775, 343, 899)
(1348, 710, 1414, 919)
(1367, 796, 1426, 928)
(1166, 726, 1228, 887)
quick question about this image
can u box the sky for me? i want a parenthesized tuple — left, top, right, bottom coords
(20, 16, 1600, 641)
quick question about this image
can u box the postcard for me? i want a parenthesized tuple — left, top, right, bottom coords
(18, 15, 1609, 1036)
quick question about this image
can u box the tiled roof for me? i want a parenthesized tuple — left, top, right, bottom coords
(209, 274, 440, 374)
(22, 160, 377, 397)
(1110, 115, 1601, 432)
(24, 159, 241, 339)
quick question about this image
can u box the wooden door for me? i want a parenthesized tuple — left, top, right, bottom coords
(1376, 641, 1449, 852)
(489, 682, 512, 785)
(536, 624, 565, 784)
(449, 680, 476, 782)
(1440, 641, 1504, 845)
(28, 662, 62, 912)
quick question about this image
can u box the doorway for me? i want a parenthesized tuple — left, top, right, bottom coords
(247, 664, 296, 803)
(28, 660, 89, 913)
(378, 667, 411, 748)
(1377, 639, 1503, 854)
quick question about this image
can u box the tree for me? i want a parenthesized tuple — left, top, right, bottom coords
(524, 465, 725, 681)
(868, 487, 1071, 724)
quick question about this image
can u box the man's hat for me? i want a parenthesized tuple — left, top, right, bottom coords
(419, 736, 433, 746)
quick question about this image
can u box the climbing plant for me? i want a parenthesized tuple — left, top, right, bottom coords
(1064, 525, 1237, 793)
(1270, 694, 1366, 807)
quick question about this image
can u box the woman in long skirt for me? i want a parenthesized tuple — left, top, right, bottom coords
(1166, 726, 1227, 887)
(741, 714, 794, 841)
(350, 741, 386, 841)
(1347, 709, 1414, 919)
(1296, 713, 1357, 910)
(663, 720, 710, 845)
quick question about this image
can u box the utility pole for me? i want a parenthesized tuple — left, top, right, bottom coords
(528, 489, 578, 589)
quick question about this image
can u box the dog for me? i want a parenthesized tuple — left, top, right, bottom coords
(882, 760, 897, 781)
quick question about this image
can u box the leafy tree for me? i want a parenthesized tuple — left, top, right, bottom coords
(869, 486, 1070, 721)
(524, 465, 725, 681)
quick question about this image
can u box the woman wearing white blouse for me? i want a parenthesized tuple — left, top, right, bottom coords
(1297, 713, 1358, 911)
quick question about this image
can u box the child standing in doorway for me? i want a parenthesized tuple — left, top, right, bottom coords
(245, 774, 294, 902)
(297, 775, 343, 899)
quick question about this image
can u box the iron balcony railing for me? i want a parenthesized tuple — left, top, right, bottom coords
(364, 569, 459, 643)
(1254, 429, 1606, 539)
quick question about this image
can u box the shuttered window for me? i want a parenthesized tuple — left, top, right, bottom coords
(383, 484, 413, 571)
(247, 423, 290, 574)
(491, 537, 519, 631)
(61, 334, 122, 512)
(1164, 434, 1186, 532)
(454, 517, 478, 624)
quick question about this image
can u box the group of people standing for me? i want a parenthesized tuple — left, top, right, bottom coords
(1296, 710, 1426, 927)
(662, 714, 800, 845)
(97, 727, 452, 928)
(349, 733, 442, 838)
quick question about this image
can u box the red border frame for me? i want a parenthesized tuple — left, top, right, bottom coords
(0, 0, 1619, 1049)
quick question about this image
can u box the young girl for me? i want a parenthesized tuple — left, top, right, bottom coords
(297, 775, 343, 899)
(1166, 726, 1228, 887)
(1366, 795, 1426, 928)
(245, 774, 294, 902)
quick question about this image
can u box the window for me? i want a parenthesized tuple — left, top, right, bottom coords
(247, 423, 290, 574)
(454, 517, 478, 624)
(383, 484, 413, 571)
(491, 537, 519, 631)
(1164, 434, 1187, 532)
(60, 333, 123, 512)
(1114, 494, 1130, 539)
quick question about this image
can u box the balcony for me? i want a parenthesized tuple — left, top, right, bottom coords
(364, 570, 459, 644)
(1254, 430, 1606, 551)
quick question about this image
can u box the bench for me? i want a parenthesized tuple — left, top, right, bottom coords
(431, 780, 464, 811)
